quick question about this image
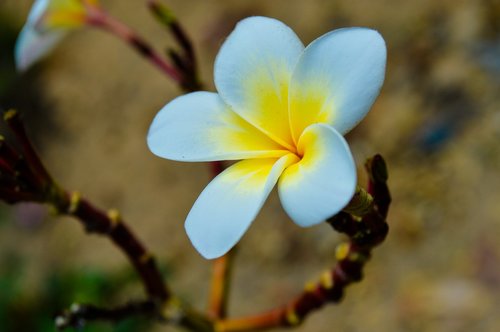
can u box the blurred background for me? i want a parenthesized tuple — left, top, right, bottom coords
(1, 0, 499, 331)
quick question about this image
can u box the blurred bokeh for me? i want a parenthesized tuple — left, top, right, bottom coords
(1, 0, 500, 331)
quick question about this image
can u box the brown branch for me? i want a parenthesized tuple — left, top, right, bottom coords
(1, 110, 169, 309)
(215, 241, 378, 331)
(216, 155, 391, 331)
(2, 107, 392, 332)
(55, 300, 158, 330)
(1, 109, 217, 330)
(53, 191, 170, 302)
(0, 135, 21, 170)
(3, 110, 52, 188)
(365, 155, 391, 219)
(1, 111, 54, 203)
(55, 298, 216, 332)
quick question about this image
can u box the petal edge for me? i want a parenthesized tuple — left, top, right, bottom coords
(279, 124, 356, 227)
(289, 27, 387, 140)
(186, 154, 299, 259)
(147, 92, 288, 162)
(214, 16, 305, 149)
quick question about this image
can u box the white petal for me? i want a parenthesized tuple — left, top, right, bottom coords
(214, 16, 304, 150)
(15, 24, 65, 71)
(147, 92, 288, 162)
(278, 124, 356, 227)
(27, 0, 49, 24)
(289, 28, 386, 141)
(185, 154, 299, 259)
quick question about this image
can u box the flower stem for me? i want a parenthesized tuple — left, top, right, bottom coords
(208, 248, 237, 320)
(207, 161, 231, 319)
(85, 7, 183, 84)
(147, 0, 194, 61)
(147, 0, 202, 91)
(216, 309, 284, 331)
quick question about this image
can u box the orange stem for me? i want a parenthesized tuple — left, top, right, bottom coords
(207, 159, 232, 320)
(216, 308, 285, 331)
(208, 251, 235, 319)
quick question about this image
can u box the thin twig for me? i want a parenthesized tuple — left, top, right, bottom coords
(85, 7, 183, 84)
(147, 0, 195, 61)
(3, 110, 52, 188)
(53, 191, 170, 302)
(55, 297, 216, 332)
(206, 160, 230, 320)
(1, 110, 169, 311)
(147, 0, 202, 91)
(1, 110, 218, 330)
(207, 249, 236, 320)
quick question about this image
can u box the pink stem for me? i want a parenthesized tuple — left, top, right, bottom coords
(86, 8, 182, 84)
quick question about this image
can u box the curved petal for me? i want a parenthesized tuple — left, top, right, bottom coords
(15, 24, 65, 71)
(278, 124, 356, 227)
(185, 154, 299, 259)
(147, 92, 289, 162)
(214, 16, 304, 150)
(289, 28, 386, 141)
(27, 0, 49, 24)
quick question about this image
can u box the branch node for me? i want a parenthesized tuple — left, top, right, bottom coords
(107, 209, 121, 230)
(68, 191, 81, 214)
(140, 252, 153, 265)
(320, 271, 334, 290)
(3, 109, 17, 122)
(162, 297, 183, 323)
(343, 187, 373, 216)
(304, 281, 316, 293)
(335, 242, 350, 261)
(285, 307, 301, 326)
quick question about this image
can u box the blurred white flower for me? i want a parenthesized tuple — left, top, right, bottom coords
(15, 0, 99, 71)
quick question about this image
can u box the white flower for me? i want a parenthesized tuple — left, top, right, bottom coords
(15, 0, 98, 71)
(148, 17, 386, 259)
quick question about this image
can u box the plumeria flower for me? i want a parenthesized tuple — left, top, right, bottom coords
(15, 0, 99, 71)
(148, 17, 386, 259)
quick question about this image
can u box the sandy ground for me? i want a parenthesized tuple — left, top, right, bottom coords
(1, 0, 500, 331)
